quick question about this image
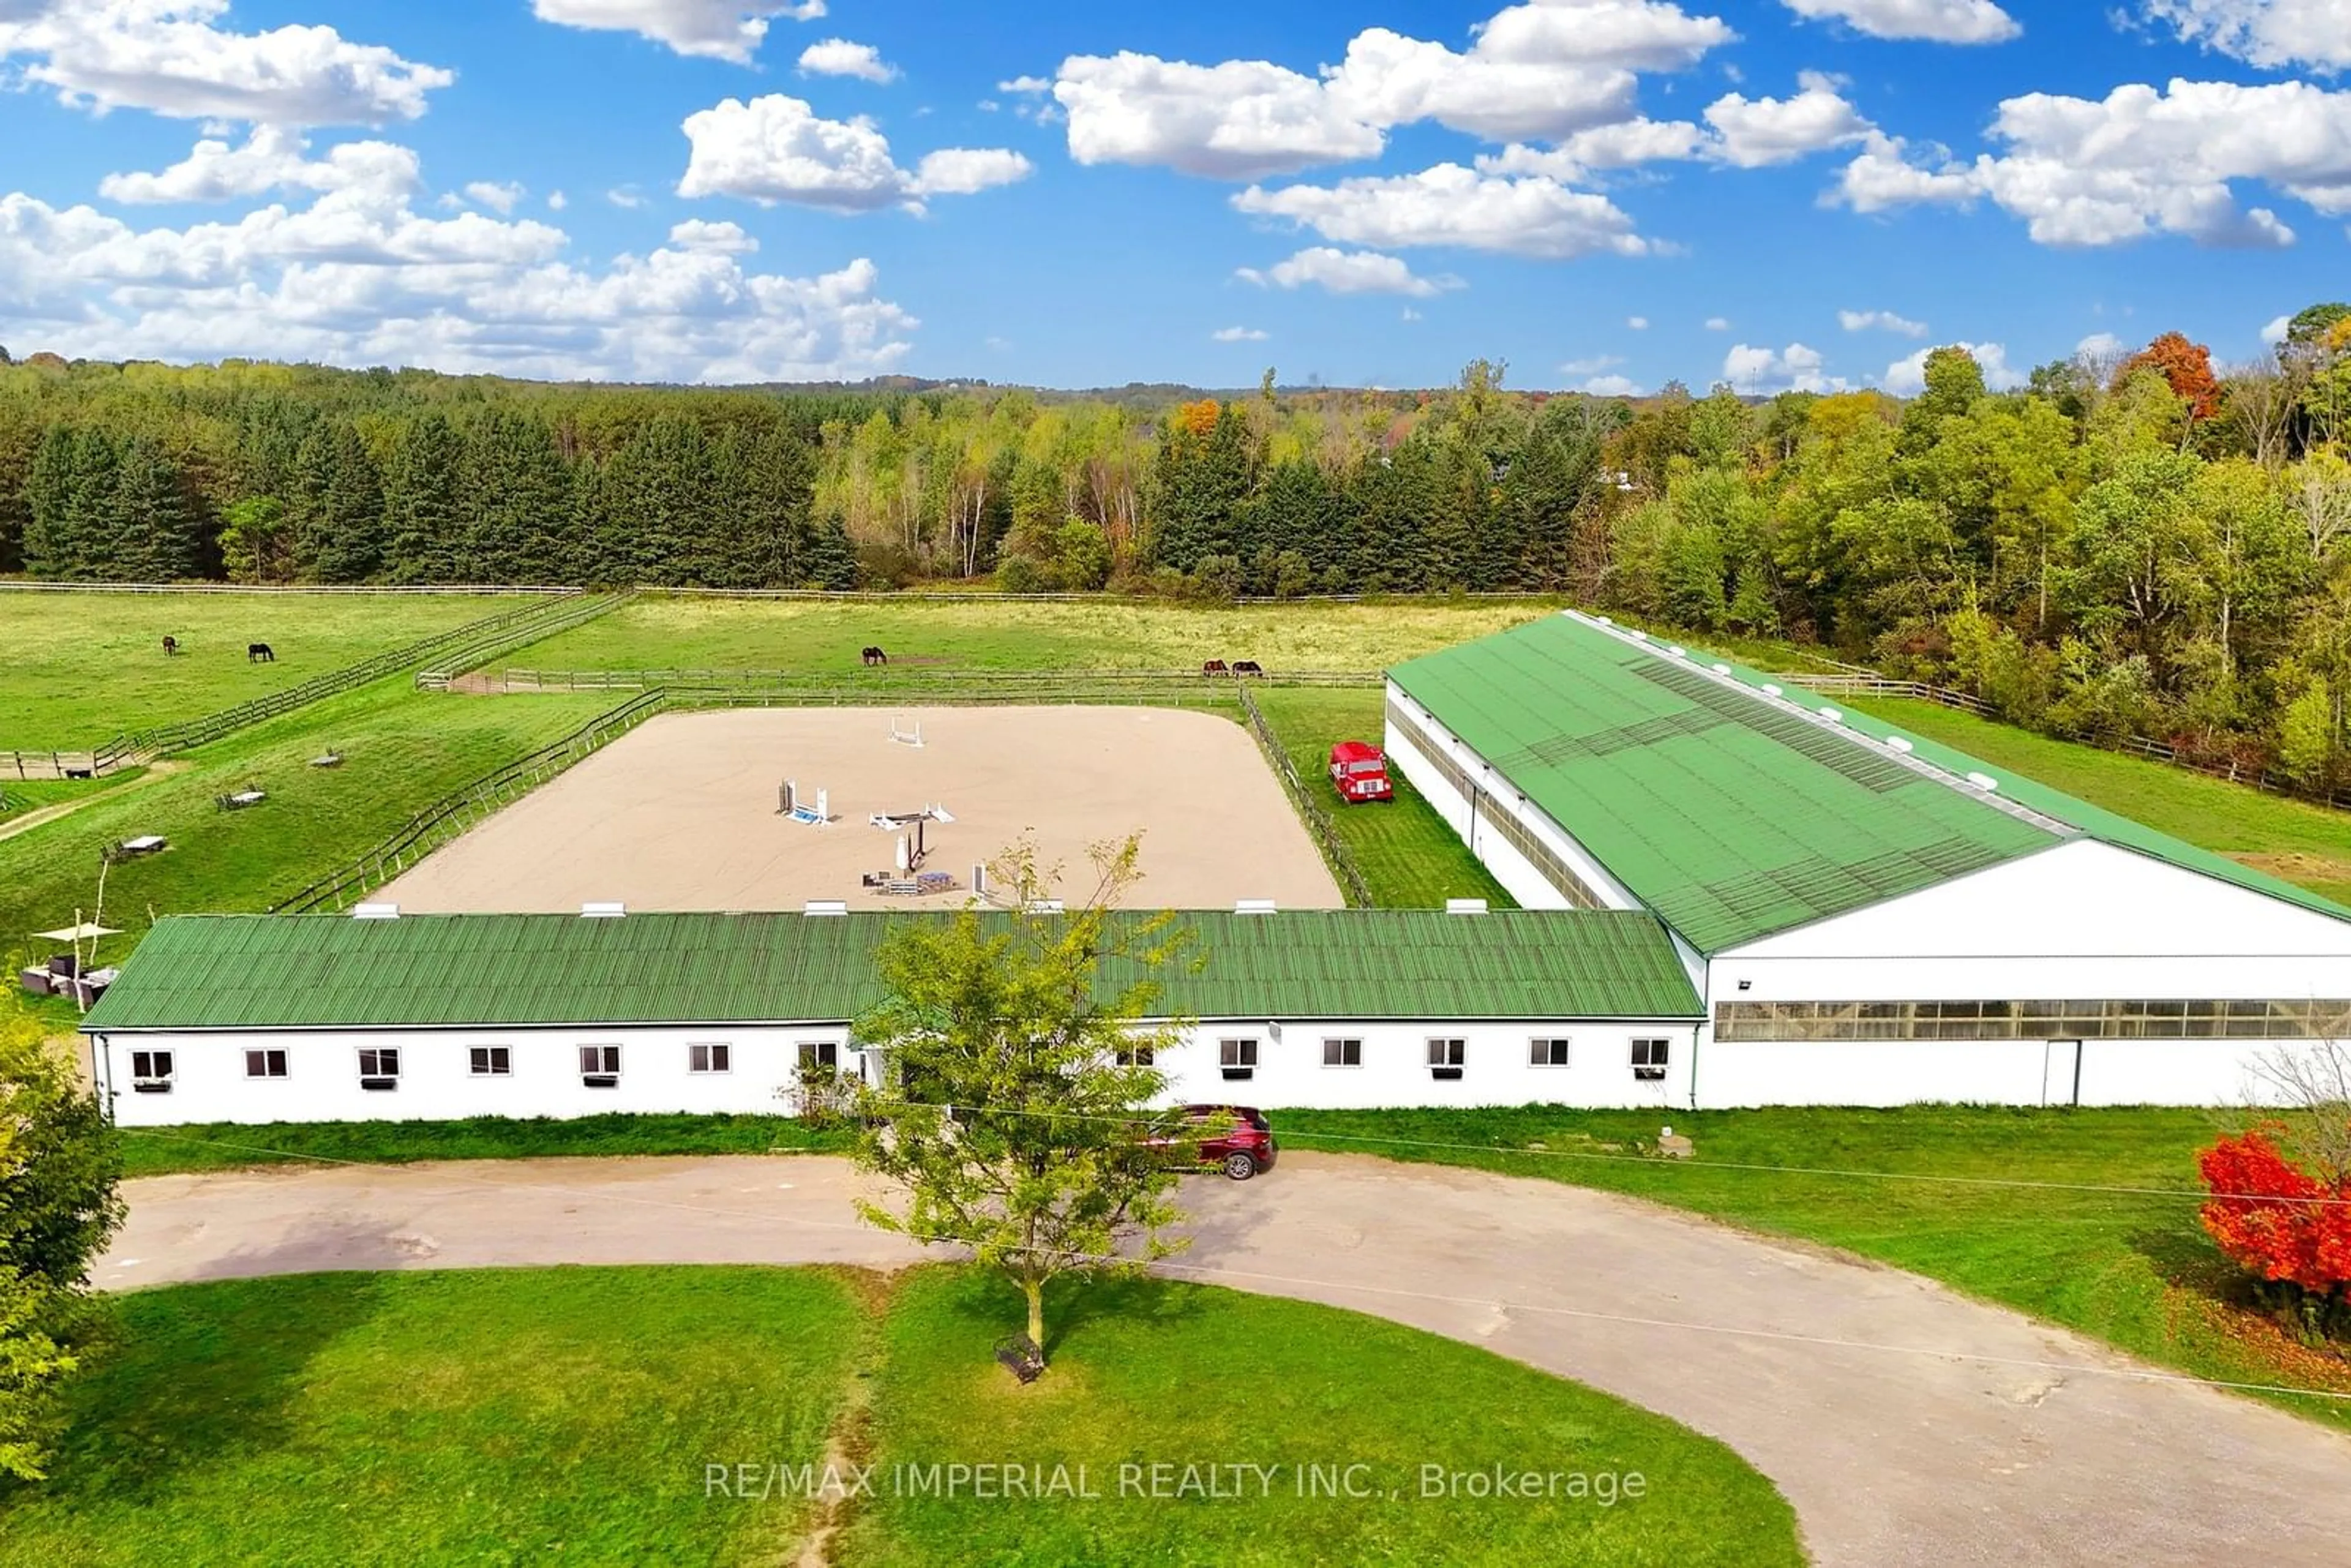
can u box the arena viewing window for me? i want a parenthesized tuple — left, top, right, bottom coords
(1713, 999, 2351, 1042)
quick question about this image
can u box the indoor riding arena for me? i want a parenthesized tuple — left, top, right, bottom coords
(375, 705, 1344, 913)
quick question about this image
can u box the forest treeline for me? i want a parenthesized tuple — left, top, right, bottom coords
(7, 309, 2351, 781)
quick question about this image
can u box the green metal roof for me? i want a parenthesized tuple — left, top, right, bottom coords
(80, 908, 1701, 1032)
(1389, 612, 2351, 950)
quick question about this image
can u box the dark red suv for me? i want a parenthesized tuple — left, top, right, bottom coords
(1149, 1105, 1277, 1180)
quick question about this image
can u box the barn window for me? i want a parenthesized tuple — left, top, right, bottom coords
(1632, 1039, 1670, 1081)
(130, 1049, 174, 1093)
(580, 1045, 621, 1088)
(1322, 1038, 1362, 1068)
(1220, 1038, 1257, 1081)
(690, 1043, 731, 1074)
(244, 1049, 288, 1079)
(1116, 1042, 1155, 1067)
(358, 1048, 401, 1092)
(1427, 1038, 1466, 1081)
(1529, 1038, 1572, 1067)
(798, 1041, 838, 1071)
(470, 1047, 511, 1077)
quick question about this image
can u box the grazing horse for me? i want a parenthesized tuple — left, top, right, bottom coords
(861, 645, 888, 667)
(1202, 659, 1229, 676)
(161, 636, 179, 656)
(247, 642, 274, 662)
(1231, 659, 1264, 677)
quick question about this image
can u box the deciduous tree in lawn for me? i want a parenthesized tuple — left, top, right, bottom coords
(2200, 1041, 2351, 1342)
(0, 1007, 124, 1480)
(847, 836, 1194, 1369)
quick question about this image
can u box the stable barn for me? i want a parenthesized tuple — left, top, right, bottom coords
(1384, 610, 2351, 1108)
(79, 907, 1706, 1125)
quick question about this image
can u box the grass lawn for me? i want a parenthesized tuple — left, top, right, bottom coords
(0, 1266, 1798, 1567)
(0, 681, 613, 972)
(114, 1112, 849, 1177)
(500, 596, 1556, 677)
(0, 591, 544, 748)
(1251, 686, 1513, 910)
(0, 1268, 861, 1566)
(1854, 698, 2351, 905)
(1274, 1105, 2351, 1430)
(842, 1267, 1798, 1567)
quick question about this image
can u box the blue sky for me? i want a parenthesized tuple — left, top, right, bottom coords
(2, 1, 2347, 391)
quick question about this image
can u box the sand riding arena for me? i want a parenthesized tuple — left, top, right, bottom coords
(377, 705, 1344, 913)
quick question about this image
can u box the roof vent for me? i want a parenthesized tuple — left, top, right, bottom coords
(1966, 771, 2001, 793)
(803, 900, 849, 917)
(1235, 898, 1278, 915)
(1667, 644, 1687, 658)
(1760, 683, 1783, 698)
(1710, 662, 1731, 675)
(351, 902, 399, 920)
(580, 901, 626, 918)
(1445, 898, 1489, 915)
(1818, 707, 1843, 724)
(1886, 737, 1914, 754)
(1594, 614, 1614, 626)
(1627, 628, 1649, 641)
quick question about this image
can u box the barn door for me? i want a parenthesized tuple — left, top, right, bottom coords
(2042, 1040, 2082, 1108)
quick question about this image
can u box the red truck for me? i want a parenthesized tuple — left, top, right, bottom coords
(1329, 740, 1394, 804)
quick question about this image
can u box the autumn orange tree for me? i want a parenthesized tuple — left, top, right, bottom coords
(2116, 331, 2223, 422)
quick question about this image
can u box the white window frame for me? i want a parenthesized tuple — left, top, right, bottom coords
(1322, 1037, 1363, 1068)
(244, 1048, 289, 1080)
(1529, 1037, 1572, 1067)
(1116, 1041, 1155, 1068)
(470, 1046, 512, 1078)
(689, 1042, 732, 1075)
(1632, 1037, 1670, 1081)
(357, 1046, 401, 1091)
(1219, 1038, 1258, 1079)
(130, 1048, 174, 1093)
(1427, 1037, 1467, 1068)
(580, 1044, 622, 1087)
(798, 1040, 839, 1071)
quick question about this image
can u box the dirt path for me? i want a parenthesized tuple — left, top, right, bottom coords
(105, 1150, 2351, 1567)
(0, 761, 187, 844)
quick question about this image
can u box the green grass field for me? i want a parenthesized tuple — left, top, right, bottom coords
(499, 595, 1554, 677)
(0, 680, 612, 975)
(1855, 698, 2351, 905)
(0, 1266, 1799, 1566)
(114, 1113, 848, 1177)
(842, 1267, 1799, 1567)
(0, 591, 544, 748)
(1275, 1105, 2351, 1430)
(1251, 686, 1512, 909)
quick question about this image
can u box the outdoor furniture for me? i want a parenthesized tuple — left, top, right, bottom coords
(18, 968, 51, 997)
(309, 752, 343, 768)
(994, 1334, 1044, 1384)
(217, 789, 267, 811)
(120, 835, 167, 855)
(47, 953, 80, 978)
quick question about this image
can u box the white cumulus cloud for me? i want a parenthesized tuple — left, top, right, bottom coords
(2139, 0, 2351, 72)
(2263, 312, 2293, 344)
(0, 171, 913, 382)
(1235, 246, 1461, 296)
(798, 37, 895, 82)
(531, 0, 825, 65)
(1779, 0, 2020, 43)
(1583, 373, 1643, 396)
(464, 180, 527, 214)
(1703, 72, 1873, 167)
(1627, 314, 1650, 329)
(1881, 340, 2025, 394)
(677, 95, 1029, 212)
(0, 0, 453, 125)
(1050, 2, 1736, 179)
(1840, 307, 1928, 336)
(1723, 340, 1843, 392)
(1232, 163, 1650, 259)
(1212, 325, 1269, 341)
(97, 127, 419, 204)
(1829, 79, 2351, 249)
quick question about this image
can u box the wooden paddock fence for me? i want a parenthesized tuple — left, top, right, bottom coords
(0, 592, 623, 779)
(269, 691, 669, 914)
(476, 666, 1385, 694)
(1233, 678, 1374, 910)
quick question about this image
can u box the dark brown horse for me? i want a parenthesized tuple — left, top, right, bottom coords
(247, 642, 274, 662)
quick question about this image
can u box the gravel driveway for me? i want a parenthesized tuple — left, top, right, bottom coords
(104, 1150, 2351, 1566)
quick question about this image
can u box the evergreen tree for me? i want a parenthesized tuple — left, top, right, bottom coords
(459, 408, 571, 583)
(382, 411, 463, 583)
(108, 435, 199, 582)
(290, 421, 384, 582)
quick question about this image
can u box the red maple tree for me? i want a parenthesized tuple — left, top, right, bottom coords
(2115, 331, 2224, 422)
(2199, 1128, 2351, 1298)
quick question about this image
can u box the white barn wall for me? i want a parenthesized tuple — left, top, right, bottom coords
(1153, 1021, 1697, 1111)
(95, 1025, 853, 1127)
(1384, 684, 1645, 918)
